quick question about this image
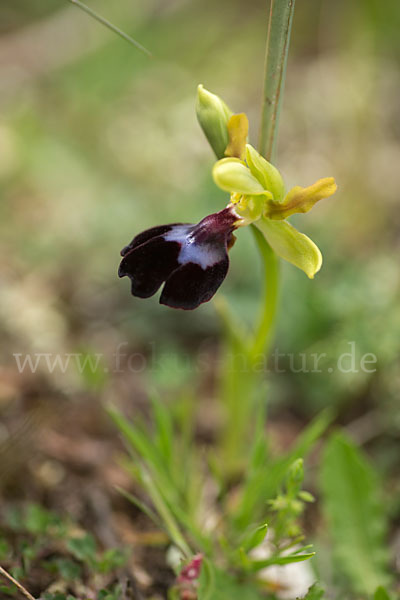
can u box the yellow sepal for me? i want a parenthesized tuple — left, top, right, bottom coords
(224, 113, 249, 160)
(266, 177, 337, 220)
(255, 218, 323, 278)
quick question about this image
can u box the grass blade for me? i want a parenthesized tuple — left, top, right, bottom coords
(320, 432, 391, 594)
(67, 0, 152, 56)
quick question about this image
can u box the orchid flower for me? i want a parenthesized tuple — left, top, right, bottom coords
(119, 208, 245, 310)
(119, 86, 337, 309)
(213, 142, 337, 279)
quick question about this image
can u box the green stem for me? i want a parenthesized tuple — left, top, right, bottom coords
(250, 226, 279, 359)
(219, 0, 296, 476)
(67, 0, 152, 56)
(259, 0, 296, 161)
(251, 0, 296, 357)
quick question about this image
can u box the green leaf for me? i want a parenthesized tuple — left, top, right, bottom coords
(250, 552, 315, 571)
(198, 558, 217, 600)
(151, 395, 174, 469)
(255, 218, 322, 279)
(109, 406, 207, 555)
(320, 432, 391, 595)
(198, 561, 264, 600)
(139, 467, 192, 557)
(292, 544, 314, 555)
(107, 405, 176, 501)
(240, 523, 268, 553)
(374, 586, 392, 600)
(98, 590, 122, 600)
(0, 585, 17, 598)
(115, 486, 161, 528)
(297, 583, 325, 599)
(53, 558, 82, 580)
(25, 503, 57, 534)
(97, 548, 128, 574)
(234, 409, 333, 529)
(67, 534, 97, 564)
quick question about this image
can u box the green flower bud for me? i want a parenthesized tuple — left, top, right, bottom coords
(286, 458, 304, 497)
(196, 85, 233, 159)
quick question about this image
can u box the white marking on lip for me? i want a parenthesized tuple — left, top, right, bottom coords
(164, 226, 224, 270)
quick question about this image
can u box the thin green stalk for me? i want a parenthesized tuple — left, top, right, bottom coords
(258, 0, 296, 161)
(250, 226, 279, 359)
(141, 468, 192, 557)
(251, 0, 296, 358)
(219, 0, 296, 474)
(67, 0, 152, 56)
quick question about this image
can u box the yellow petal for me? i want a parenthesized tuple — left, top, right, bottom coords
(266, 177, 337, 220)
(224, 113, 249, 160)
(245, 144, 285, 201)
(255, 218, 322, 278)
(212, 157, 266, 195)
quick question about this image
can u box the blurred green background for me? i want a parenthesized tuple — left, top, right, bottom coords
(1, 0, 400, 508)
(1, 1, 400, 597)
